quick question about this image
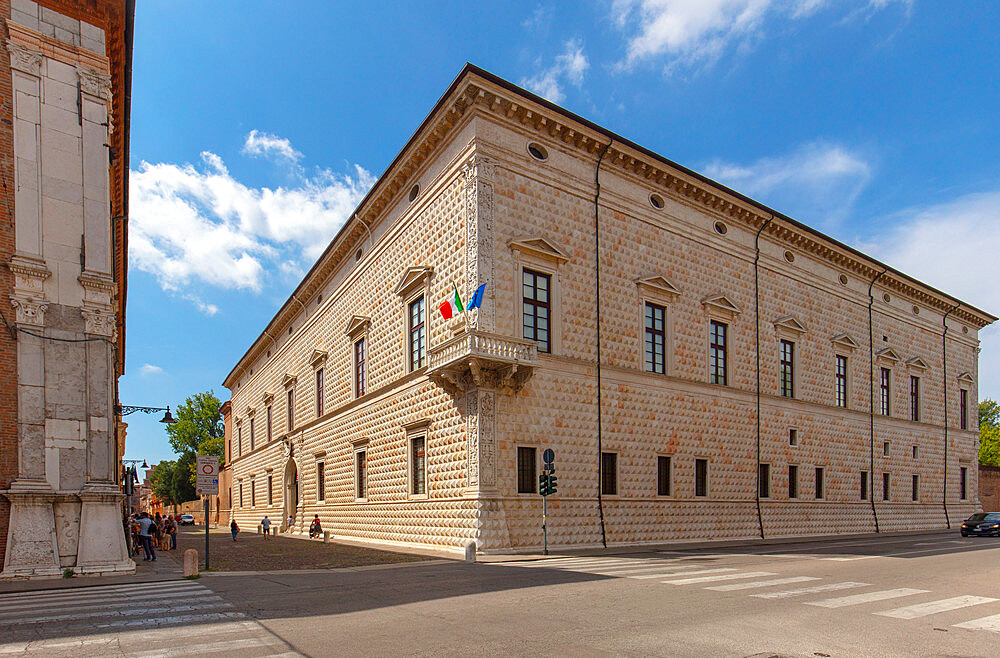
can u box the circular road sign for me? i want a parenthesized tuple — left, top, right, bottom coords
(542, 448, 555, 464)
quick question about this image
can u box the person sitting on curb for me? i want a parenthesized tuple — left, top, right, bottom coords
(261, 516, 271, 539)
(230, 518, 239, 542)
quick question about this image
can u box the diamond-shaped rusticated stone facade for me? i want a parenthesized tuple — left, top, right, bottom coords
(223, 66, 994, 555)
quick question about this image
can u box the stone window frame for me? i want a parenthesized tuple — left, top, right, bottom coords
(636, 276, 681, 376)
(656, 454, 673, 497)
(831, 333, 858, 409)
(250, 475, 257, 508)
(906, 357, 928, 423)
(959, 464, 969, 500)
(788, 464, 799, 500)
(310, 350, 328, 418)
(345, 316, 371, 399)
(509, 237, 569, 357)
(282, 373, 297, 432)
(239, 479, 244, 508)
(876, 349, 902, 417)
(882, 471, 891, 501)
(236, 418, 243, 458)
(694, 457, 710, 498)
(814, 466, 826, 500)
(395, 266, 433, 374)
(262, 392, 274, 443)
(247, 408, 256, 452)
(879, 366, 893, 416)
(789, 428, 799, 446)
(702, 294, 741, 387)
(515, 444, 538, 495)
(758, 462, 771, 499)
(351, 436, 370, 502)
(266, 468, 274, 506)
(911, 473, 920, 502)
(957, 372, 974, 431)
(912, 444, 919, 459)
(600, 451, 619, 497)
(315, 451, 327, 503)
(774, 316, 807, 400)
(860, 470, 869, 501)
(404, 419, 431, 500)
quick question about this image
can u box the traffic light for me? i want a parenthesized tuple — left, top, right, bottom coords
(539, 471, 550, 496)
(547, 472, 557, 494)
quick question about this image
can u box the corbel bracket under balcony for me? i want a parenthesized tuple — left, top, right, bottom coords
(428, 329, 538, 396)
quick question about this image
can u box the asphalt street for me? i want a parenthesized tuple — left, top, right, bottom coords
(2, 531, 999, 657)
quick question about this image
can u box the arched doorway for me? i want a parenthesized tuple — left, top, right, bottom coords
(283, 458, 298, 531)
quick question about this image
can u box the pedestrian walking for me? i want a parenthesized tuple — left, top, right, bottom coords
(287, 514, 294, 533)
(261, 516, 271, 539)
(166, 516, 177, 550)
(230, 518, 239, 542)
(309, 514, 322, 539)
(137, 512, 157, 561)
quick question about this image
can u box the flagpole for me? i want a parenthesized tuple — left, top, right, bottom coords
(456, 280, 471, 333)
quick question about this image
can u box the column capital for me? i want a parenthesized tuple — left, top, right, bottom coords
(6, 40, 42, 75)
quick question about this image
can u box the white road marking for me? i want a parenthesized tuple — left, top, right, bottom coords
(629, 568, 738, 580)
(0, 580, 198, 604)
(805, 588, 929, 608)
(95, 611, 248, 629)
(954, 613, 1000, 633)
(3, 599, 229, 624)
(705, 576, 820, 591)
(132, 635, 286, 657)
(752, 582, 871, 599)
(0, 587, 214, 613)
(875, 595, 999, 619)
(662, 571, 777, 585)
(586, 565, 704, 576)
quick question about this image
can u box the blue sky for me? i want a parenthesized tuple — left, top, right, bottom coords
(121, 0, 1000, 463)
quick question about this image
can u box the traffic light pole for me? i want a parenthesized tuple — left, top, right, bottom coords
(542, 492, 548, 555)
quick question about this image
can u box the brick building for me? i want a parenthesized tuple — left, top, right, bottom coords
(223, 65, 993, 554)
(0, 0, 133, 576)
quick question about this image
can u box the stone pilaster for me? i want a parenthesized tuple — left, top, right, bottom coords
(464, 153, 497, 332)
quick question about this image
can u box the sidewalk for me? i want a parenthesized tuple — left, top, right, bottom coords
(0, 550, 183, 595)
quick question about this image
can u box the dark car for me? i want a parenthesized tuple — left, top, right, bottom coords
(960, 512, 1000, 537)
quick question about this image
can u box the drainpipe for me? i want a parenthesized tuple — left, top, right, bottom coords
(753, 214, 774, 540)
(941, 303, 960, 529)
(594, 140, 612, 548)
(868, 268, 887, 533)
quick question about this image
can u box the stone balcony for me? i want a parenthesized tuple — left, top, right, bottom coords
(428, 329, 539, 396)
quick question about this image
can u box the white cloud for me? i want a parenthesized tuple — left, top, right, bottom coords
(612, 0, 901, 72)
(129, 139, 375, 306)
(241, 129, 303, 163)
(520, 39, 590, 103)
(140, 363, 163, 375)
(864, 191, 1000, 400)
(702, 141, 871, 227)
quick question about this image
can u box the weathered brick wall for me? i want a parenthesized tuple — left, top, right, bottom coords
(979, 465, 1000, 513)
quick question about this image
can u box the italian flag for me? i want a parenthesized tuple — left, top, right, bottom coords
(438, 283, 464, 319)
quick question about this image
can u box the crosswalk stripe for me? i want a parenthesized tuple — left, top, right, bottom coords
(0, 588, 216, 613)
(545, 559, 644, 568)
(805, 588, 928, 608)
(954, 613, 1000, 633)
(586, 565, 703, 576)
(751, 582, 870, 599)
(705, 576, 820, 592)
(0, 581, 199, 604)
(4, 599, 230, 625)
(875, 595, 999, 619)
(629, 568, 737, 580)
(662, 571, 777, 585)
(131, 635, 286, 657)
(95, 611, 248, 630)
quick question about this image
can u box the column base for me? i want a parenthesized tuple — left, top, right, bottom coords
(76, 487, 134, 576)
(0, 487, 60, 579)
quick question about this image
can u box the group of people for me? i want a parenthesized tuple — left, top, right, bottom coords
(128, 511, 178, 561)
(226, 513, 327, 543)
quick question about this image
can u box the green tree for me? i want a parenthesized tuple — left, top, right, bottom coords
(980, 399, 1000, 466)
(148, 458, 196, 505)
(166, 390, 225, 465)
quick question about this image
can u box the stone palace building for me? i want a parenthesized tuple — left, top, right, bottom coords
(223, 64, 994, 554)
(0, 0, 133, 577)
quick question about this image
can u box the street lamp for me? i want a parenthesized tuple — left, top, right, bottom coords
(117, 404, 176, 424)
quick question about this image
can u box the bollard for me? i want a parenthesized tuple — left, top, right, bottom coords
(323, 531, 330, 543)
(183, 549, 199, 577)
(464, 540, 477, 563)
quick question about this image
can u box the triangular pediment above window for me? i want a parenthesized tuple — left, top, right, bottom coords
(701, 293, 742, 318)
(905, 357, 929, 371)
(310, 349, 328, 369)
(831, 333, 859, 352)
(246, 406, 256, 417)
(635, 275, 682, 301)
(507, 236, 570, 264)
(773, 315, 807, 336)
(344, 315, 371, 339)
(282, 373, 297, 388)
(261, 392, 274, 405)
(394, 265, 434, 298)
(876, 348, 902, 364)
(957, 371, 975, 385)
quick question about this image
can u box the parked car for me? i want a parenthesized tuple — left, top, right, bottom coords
(179, 514, 196, 526)
(960, 512, 1000, 537)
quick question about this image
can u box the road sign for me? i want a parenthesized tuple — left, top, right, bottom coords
(196, 455, 219, 495)
(542, 448, 555, 465)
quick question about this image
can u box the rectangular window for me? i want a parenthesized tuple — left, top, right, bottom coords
(758, 463, 771, 498)
(316, 461, 326, 502)
(237, 425, 242, 457)
(249, 418, 255, 451)
(644, 302, 666, 374)
(880, 368, 891, 416)
(266, 405, 272, 442)
(960, 389, 968, 430)
(883, 441, 890, 457)
(815, 467, 825, 499)
(356, 450, 367, 499)
(522, 269, 551, 353)
(861, 471, 869, 501)
(910, 376, 920, 422)
(835, 355, 848, 408)
(287, 389, 295, 431)
(517, 447, 537, 494)
(354, 337, 366, 397)
(411, 436, 426, 495)
(409, 296, 426, 370)
(657, 456, 672, 496)
(780, 340, 795, 398)
(316, 368, 324, 416)
(912, 445, 918, 459)
(251, 479, 256, 507)
(695, 459, 708, 497)
(960, 466, 968, 500)
(709, 321, 728, 386)
(600, 452, 617, 495)
(789, 428, 798, 446)
(239, 482, 244, 508)
(882, 472, 890, 501)
(267, 474, 273, 506)
(788, 465, 799, 499)
(912, 474, 919, 502)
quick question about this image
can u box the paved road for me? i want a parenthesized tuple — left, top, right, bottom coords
(1, 532, 998, 656)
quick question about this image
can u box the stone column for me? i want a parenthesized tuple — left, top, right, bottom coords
(464, 154, 496, 332)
